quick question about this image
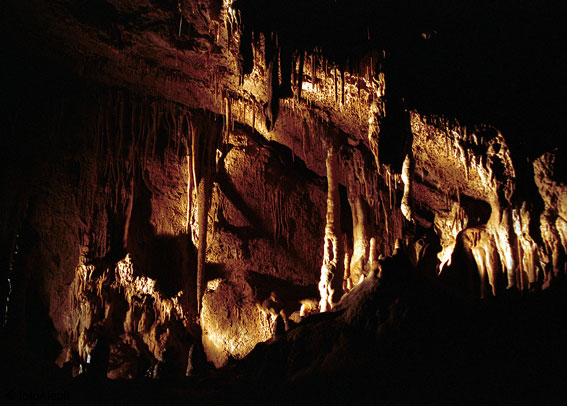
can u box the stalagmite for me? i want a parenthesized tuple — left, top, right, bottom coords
(369, 237, 378, 274)
(400, 154, 413, 222)
(343, 238, 352, 292)
(349, 194, 370, 286)
(319, 140, 344, 312)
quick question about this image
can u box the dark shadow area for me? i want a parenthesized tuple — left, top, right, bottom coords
(127, 170, 197, 301)
(235, 0, 566, 158)
(245, 270, 319, 315)
(4, 248, 566, 405)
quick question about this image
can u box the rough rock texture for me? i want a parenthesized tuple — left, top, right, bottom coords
(200, 274, 275, 368)
(534, 150, 567, 282)
(1, 0, 567, 401)
(208, 129, 326, 285)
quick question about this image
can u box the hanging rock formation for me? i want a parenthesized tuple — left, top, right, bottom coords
(1, 0, 567, 402)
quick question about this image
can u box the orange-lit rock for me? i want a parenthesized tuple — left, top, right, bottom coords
(200, 273, 275, 368)
(1, 1, 567, 402)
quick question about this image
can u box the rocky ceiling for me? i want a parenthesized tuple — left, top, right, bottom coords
(1, 0, 567, 404)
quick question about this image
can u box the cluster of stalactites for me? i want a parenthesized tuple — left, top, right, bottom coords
(228, 0, 383, 137)
(428, 197, 550, 299)
(66, 89, 229, 363)
(455, 203, 546, 297)
(442, 195, 546, 297)
(78, 89, 217, 245)
(459, 139, 561, 294)
(81, 88, 224, 314)
(419, 118, 567, 296)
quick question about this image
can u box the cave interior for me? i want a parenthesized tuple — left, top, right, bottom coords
(2, 0, 567, 404)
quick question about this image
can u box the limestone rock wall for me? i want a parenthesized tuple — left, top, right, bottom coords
(2, 0, 566, 378)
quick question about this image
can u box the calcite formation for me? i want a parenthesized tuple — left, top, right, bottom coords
(1, 0, 566, 391)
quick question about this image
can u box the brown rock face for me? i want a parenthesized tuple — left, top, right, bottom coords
(200, 274, 275, 368)
(1, 0, 566, 392)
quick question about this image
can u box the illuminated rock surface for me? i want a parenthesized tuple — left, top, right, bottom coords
(1, 0, 567, 404)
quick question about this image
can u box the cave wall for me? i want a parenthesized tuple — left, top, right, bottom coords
(2, 0, 567, 376)
(0, 63, 331, 373)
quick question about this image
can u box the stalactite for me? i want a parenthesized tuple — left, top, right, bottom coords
(301, 120, 310, 162)
(185, 115, 193, 234)
(252, 99, 256, 130)
(227, 96, 233, 135)
(487, 204, 517, 289)
(104, 102, 113, 181)
(539, 213, 562, 284)
(191, 120, 199, 193)
(379, 190, 389, 235)
(341, 69, 345, 105)
(243, 96, 247, 126)
(334, 67, 338, 104)
(311, 54, 316, 91)
(387, 170, 392, 210)
(196, 175, 211, 314)
(123, 177, 134, 249)
(194, 113, 222, 314)
(393, 176, 397, 210)
(436, 202, 468, 272)
(143, 104, 152, 162)
(165, 108, 173, 153)
(132, 99, 140, 153)
(556, 216, 567, 258)
(533, 151, 567, 286)
(151, 102, 158, 158)
(297, 51, 304, 102)
(264, 48, 279, 131)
